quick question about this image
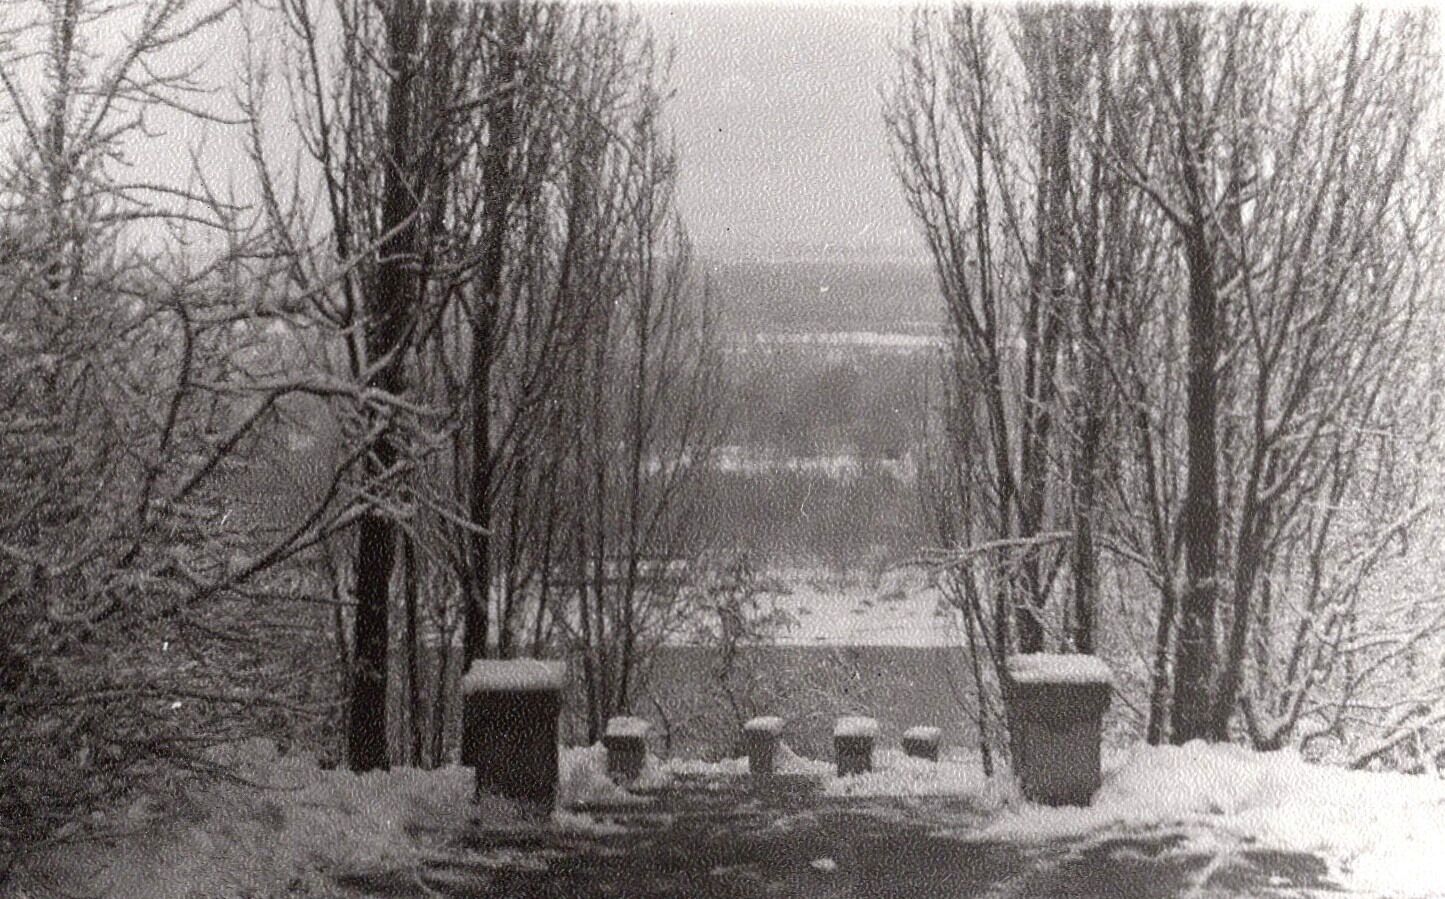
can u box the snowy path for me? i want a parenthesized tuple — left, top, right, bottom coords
(334, 776, 1344, 899)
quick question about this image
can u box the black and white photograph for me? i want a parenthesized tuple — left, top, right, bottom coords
(3, 0, 1445, 896)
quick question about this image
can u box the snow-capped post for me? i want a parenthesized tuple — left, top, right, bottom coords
(1004, 653, 1112, 806)
(603, 716, 651, 782)
(902, 725, 942, 761)
(743, 716, 785, 776)
(461, 660, 566, 809)
(834, 716, 879, 776)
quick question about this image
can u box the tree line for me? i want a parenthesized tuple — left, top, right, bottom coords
(896, 6, 1444, 762)
(4, 0, 1444, 878)
(1, 0, 722, 869)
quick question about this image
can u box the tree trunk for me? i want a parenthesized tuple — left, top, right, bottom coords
(461, 0, 521, 718)
(404, 533, 424, 766)
(1165, 15, 1223, 745)
(1146, 580, 1177, 744)
(349, 0, 421, 773)
(1171, 219, 1221, 744)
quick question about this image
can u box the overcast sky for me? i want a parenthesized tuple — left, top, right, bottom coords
(638, 4, 921, 258)
(18, 1, 1437, 263)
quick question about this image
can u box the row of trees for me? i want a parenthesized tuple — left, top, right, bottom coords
(899, 6, 1444, 761)
(251, 0, 734, 768)
(252, 0, 723, 770)
(2, 0, 721, 871)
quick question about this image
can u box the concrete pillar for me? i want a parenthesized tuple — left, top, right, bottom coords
(902, 725, 942, 761)
(460, 659, 566, 808)
(602, 716, 651, 782)
(834, 715, 878, 776)
(743, 716, 784, 776)
(1004, 653, 1113, 806)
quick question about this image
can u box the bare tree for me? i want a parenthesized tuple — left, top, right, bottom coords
(0, 0, 390, 875)
(891, 6, 1134, 695)
(554, 44, 727, 738)
(1104, 7, 1444, 742)
(894, 4, 1444, 753)
(249, 0, 495, 770)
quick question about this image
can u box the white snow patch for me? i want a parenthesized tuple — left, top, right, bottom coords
(20, 738, 490, 899)
(1006, 653, 1113, 685)
(763, 579, 967, 647)
(824, 749, 987, 799)
(810, 857, 839, 872)
(604, 716, 651, 739)
(552, 810, 629, 836)
(835, 716, 880, 739)
(776, 742, 835, 777)
(903, 726, 942, 742)
(657, 755, 751, 778)
(743, 331, 944, 350)
(973, 740, 1445, 898)
(461, 659, 566, 695)
(745, 716, 786, 734)
(557, 744, 649, 807)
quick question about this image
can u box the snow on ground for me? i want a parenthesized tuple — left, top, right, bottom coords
(563, 737, 1445, 895)
(24, 735, 1445, 898)
(824, 749, 994, 800)
(738, 331, 944, 350)
(705, 445, 918, 482)
(960, 740, 1445, 898)
(19, 738, 496, 899)
(758, 573, 969, 647)
(557, 743, 654, 807)
(775, 742, 838, 778)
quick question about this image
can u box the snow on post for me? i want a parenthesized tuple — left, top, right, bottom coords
(1005, 653, 1112, 686)
(461, 659, 566, 809)
(743, 717, 785, 776)
(902, 725, 942, 761)
(834, 716, 880, 739)
(834, 716, 878, 776)
(1004, 653, 1112, 806)
(461, 659, 567, 695)
(603, 717, 651, 782)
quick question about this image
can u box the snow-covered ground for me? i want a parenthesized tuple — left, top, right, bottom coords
(753, 572, 968, 647)
(14, 739, 490, 899)
(702, 445, 919, 481)
(730, 331, 944, 351)
(966, 741, 1445, 898)
(19, 737, 1445, 898)
(563, 740, 1445, 897)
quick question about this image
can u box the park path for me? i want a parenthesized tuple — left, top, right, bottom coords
(334, 775, 1343, 898)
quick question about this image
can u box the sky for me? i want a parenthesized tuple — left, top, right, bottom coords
(637, 4, 922, 258)
(8, 1, 1441, 263)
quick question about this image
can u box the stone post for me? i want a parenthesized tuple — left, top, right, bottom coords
(902, 725, 941, 761)
(834, 715, 878, 776)
(743, 716, 784, 776)
(460, 659, 566, 809)
(1004, 653, 1112, 806)
(602, 716, 651, 782)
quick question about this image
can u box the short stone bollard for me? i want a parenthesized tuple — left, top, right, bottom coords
(743, 716, 785, 776)
(902, 726, 942, 761)
(602, 716, 651, 782)
(460, 659, 566, 809)
(834, 716, 879, 776)
(1004, 653, 1113, 806)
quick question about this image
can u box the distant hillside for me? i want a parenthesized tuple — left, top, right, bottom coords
(698, 255, 943, 336)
